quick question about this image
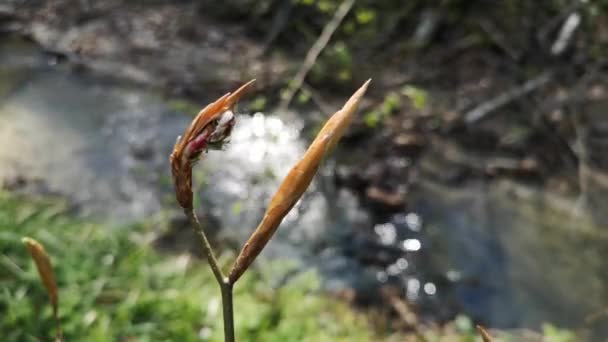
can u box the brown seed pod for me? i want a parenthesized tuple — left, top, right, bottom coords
(22, 237, 59, 315)
(170, 80, 256, 209)
(229, 79, 370, 283)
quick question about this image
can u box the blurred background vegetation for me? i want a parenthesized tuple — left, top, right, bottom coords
(2, 0, 608, 341)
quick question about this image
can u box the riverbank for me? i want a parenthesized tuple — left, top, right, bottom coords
(2, 1, 607, 339)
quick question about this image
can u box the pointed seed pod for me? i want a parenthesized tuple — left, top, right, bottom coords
(229, 79, 371, 283)
(170, 80, 256, 209)
(22, 237, 59, 315)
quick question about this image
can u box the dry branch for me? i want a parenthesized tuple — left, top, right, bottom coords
(465, 72, 552, 124)
(278, 0, 356, 111)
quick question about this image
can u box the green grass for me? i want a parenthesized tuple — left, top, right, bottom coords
(0, 191, 582, 341)
(0, 192, 374, 341)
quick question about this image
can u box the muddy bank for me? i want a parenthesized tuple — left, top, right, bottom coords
(2, 0, 291, 97)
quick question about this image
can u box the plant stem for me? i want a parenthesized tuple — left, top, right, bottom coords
(53, 306, 64, 342)
(184, 208, 235, 341)
(184, 208, 224, 284)
(221, 281, 235, 342)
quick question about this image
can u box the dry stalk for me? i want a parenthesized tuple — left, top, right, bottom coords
(278, 0, 356, 111)
(22, 237, 63, 341)
(229, 79, 370, 284)
(171, 80, 256, 342)
(381, 287, 427, 342)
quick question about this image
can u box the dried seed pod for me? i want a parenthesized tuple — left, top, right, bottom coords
(170, 80, 255, 209)
(22, 237, 59, 315)
(229, 80, 370, 283)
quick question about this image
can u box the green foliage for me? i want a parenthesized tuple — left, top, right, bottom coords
(248, 96, 268, 112)
(312, 41, 354, 85)
(402, 85, 428, 110)
(0, 192, 375, 341)
(363, 85, 430, 127)
(363, 91, 401, 127)
(541, 324, 578, 342)
(297, 89, 311, 104)
(167, 98, 202, 117)
(355, 8, 376, 25)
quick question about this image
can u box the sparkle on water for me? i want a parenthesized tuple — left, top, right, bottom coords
(402, 238, 422, 252)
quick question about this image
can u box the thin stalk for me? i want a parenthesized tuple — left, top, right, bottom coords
(221, 281, 235, 342)
(184, 208, 224, 284)
(184, 208, 235, 342)
(53, 306, 64, 342)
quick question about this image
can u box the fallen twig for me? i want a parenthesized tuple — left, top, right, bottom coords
(479, 19, 520, 60)
(278, 0, 356, 111)
(465, 72, 553, 124)
(551, 12, 581, 56)
(382, 288, 428, 342)
(538, 0, 584, 52)
(261, 0, 295, 55)
(301, 82, 334, 114)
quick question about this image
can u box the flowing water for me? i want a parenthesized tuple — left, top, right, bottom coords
(1, 36, 607, 338)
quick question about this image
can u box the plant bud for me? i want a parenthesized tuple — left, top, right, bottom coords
(170, 80, 255, 209)
(22, 237, 59, 315)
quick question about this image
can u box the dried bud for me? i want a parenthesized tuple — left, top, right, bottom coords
(22, 237, 59, 315)
(229, 79, 370, 283)
(170, 80, 255, 209)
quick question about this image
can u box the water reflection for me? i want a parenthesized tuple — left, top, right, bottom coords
(0, 67, 181, 221)
(402, 239, 422, 252)
(424, 282, 436, 296)
(374, 223, 397, 245)
(407, 278, 421, 300)
(411, 180, 608, 335)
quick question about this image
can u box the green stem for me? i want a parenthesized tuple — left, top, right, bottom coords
(53, 305, 63, 342)
(221, 281, 235, 342)
(184, 208, 235, 341)
(184, 208, 224, 284)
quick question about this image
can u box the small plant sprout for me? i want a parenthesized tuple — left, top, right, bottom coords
(170, 79, 370, 342)
(22, 237, 63, 341)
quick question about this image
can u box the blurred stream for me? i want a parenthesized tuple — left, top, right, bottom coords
(1, 36, 607, 338)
